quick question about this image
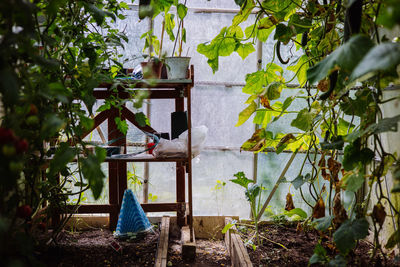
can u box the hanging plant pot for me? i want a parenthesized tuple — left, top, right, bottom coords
(140, 60, 163, 79)
(165, 57, 191, 80)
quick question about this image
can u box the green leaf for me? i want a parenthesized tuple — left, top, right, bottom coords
(385, 229, 400, 249)
(41, 114, 66, 140)
(114, 117, 128, 135)
(364, 115, 400, 135)
(135, 112, 149, 127)
(288, 14, 312, 34)
(314, 215, 334, 231)
(84, 3, 115, 25)
(245, 183, 261, 202)
(222, 220, 237, 234)
(81, 147, 106, 200)
(232, 0, 255, 26)
(242, 70, 265, 94)
(377, 1, 400, 29)
(343, 139, 374, 171)
(274, 23, 295, 44)
(165, 13, 176, 41)
(0, 69, 19, 105)
(340, 89, 374, 118)
(176, 3, 188, 20)
(49, 143, 75, 177)
(284, 208, 308, 219)
(291, 173, 311, 189)
(230, 171, 253, 188)
(309, 243, 327, 265)
(350, 42, 400, 81)
(328, 255, 347, 267)
(265, 82, 283, 100)
(291, 108, 314, 131)
(287, 55, 308, 86)
(333, 218, 369, 255)
(307, 35, 374, 84)
(234, 0, 246, 6)
(273, 96, 295, 122)
(236, 101, 257, 126)
(236, 43, 255, 60)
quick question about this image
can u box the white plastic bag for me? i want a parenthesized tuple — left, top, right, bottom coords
(153, 125, 208, 158)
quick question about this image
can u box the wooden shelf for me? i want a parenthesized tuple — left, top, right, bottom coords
(105, 154, 189, 163)
(98, 78, 193, 89)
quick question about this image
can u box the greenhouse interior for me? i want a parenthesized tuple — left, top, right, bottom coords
(1, 0, 400, 266)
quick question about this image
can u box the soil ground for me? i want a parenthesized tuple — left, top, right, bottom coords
(240, 222, 399, 267)
(35, 228, 159, 266)
(33, 222, 399, 266)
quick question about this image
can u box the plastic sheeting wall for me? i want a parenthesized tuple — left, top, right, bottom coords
(75, 1, 324, 219)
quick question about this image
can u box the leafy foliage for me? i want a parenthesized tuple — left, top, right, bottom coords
(199, 0, 400, 262)
(0, 0, 132, 264)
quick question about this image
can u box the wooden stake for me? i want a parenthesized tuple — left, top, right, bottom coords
(256, 151, 297, 221)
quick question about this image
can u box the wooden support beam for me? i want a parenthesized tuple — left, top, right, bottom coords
(121, 106, 157, 134)
(176, 163, 186, 227)
(155, 216, 170, 267)
(81, 110, 110, 139)
(181, 226, 196, 261)
(65, 202, 185, 214)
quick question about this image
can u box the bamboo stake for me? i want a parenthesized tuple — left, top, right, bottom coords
(159, 20, 165, 58)
(256, 151, 298, 221)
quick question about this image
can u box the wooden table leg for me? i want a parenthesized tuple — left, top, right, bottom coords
(176, 162, 186, 227)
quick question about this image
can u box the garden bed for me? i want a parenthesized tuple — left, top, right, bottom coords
(226, 219, 398, 266)
(34, 228, 160, 266)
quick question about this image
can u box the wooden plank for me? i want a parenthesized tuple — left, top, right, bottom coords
(181, 226, 196, 261)
(65, 204, 119, 213)
(97, 79, 192, 89)
(224, 217, 253, 267)
(155, 216, 170, 267)
(141, 202, 183, 212)
(65, 202, 184, 214)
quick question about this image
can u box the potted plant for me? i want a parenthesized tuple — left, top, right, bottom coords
(164, 1, 190, 80)
(140, 30, 164, 79)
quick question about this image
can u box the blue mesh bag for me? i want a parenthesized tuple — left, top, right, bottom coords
(114, 189, 152, 238)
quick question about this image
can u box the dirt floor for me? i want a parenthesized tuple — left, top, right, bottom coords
(168, 238, 230, 266)
(33, 222, 399, 266)
(239, 222, 399, 267)
(35, 228, 159, 267)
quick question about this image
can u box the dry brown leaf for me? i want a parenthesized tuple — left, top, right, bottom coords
(277, 134, 295, 150)
(285, 193, 295, 211)
(372, 203, 386, 227)
(333, 192, 348, 227)
(296, 222, 303, 233)
(317, 78, 329, 92)
(260, 96, 273, 109)
(312, 197, 325, 219)
(328, 157, 341, 183)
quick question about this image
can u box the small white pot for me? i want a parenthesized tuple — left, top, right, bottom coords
(165, 57, 191, 79)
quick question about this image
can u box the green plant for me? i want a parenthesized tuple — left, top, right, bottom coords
(211, 179, 227, 216)
(230, 171, 265, 245)
(199, 0, 400, 263)
(0, 0, 135, 265)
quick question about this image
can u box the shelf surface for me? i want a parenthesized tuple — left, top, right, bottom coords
(106, 154, 188, 162)
(98, 78, 193, 89)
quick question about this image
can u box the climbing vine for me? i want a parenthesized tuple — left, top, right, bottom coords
(198, 0, 400, 264)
